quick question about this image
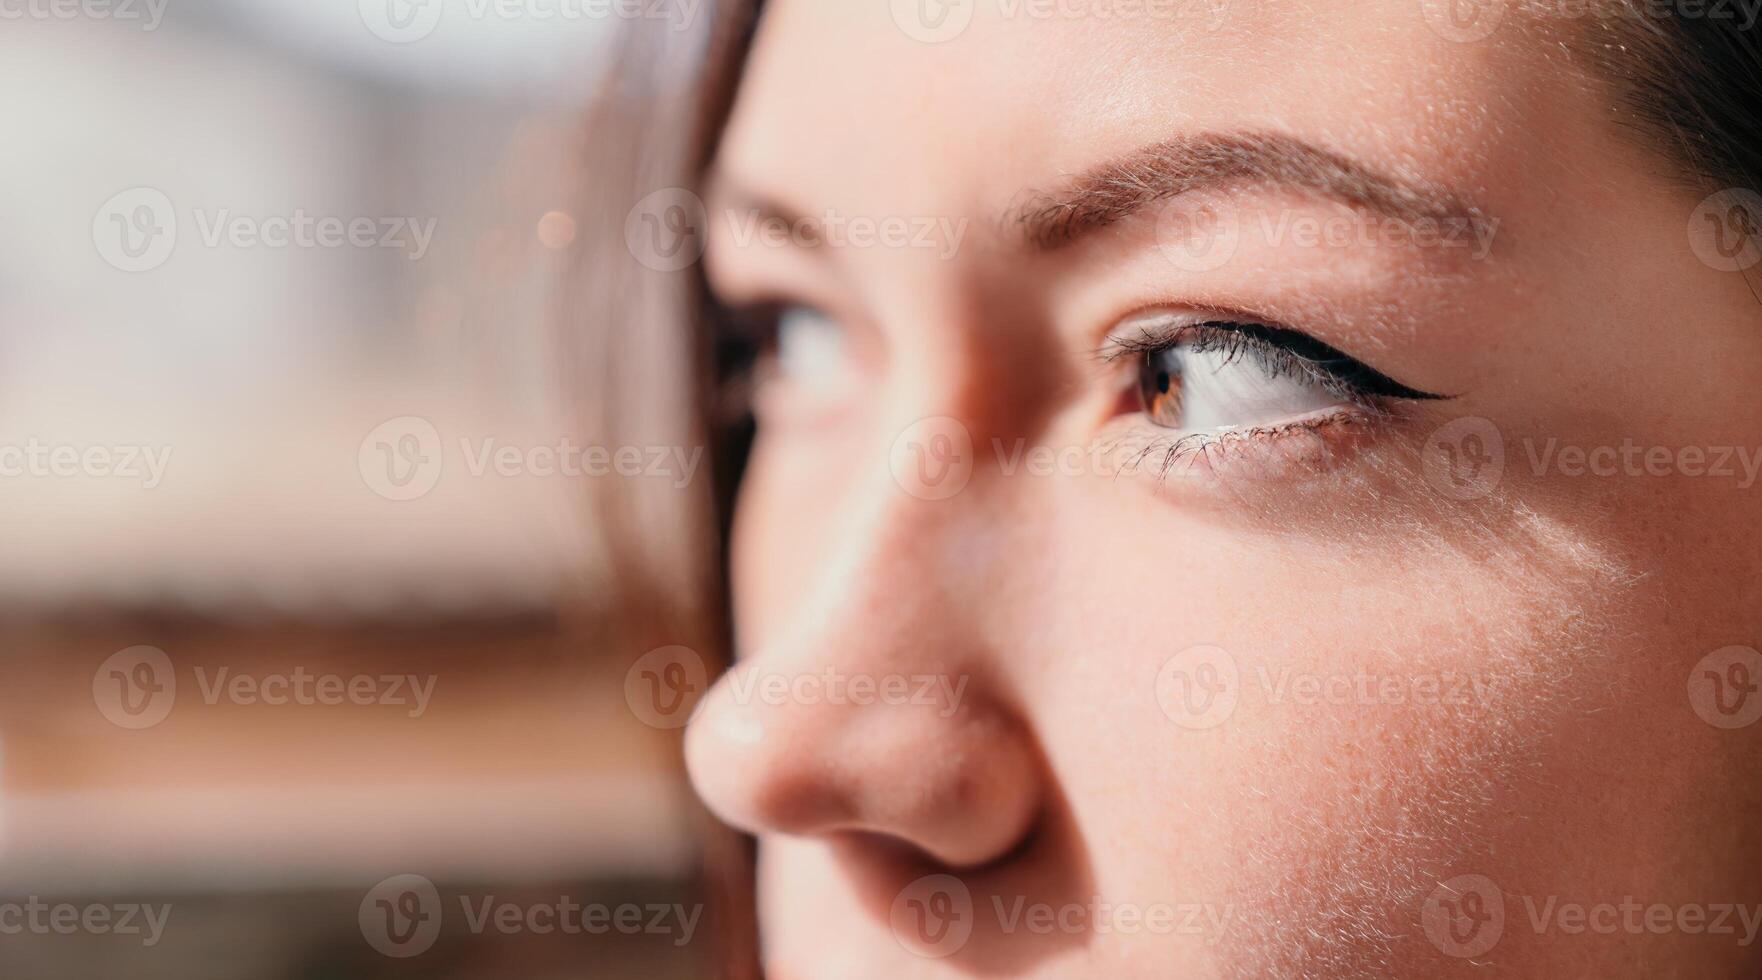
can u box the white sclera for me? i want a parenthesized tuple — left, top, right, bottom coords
(775, 306, 851, 395)
(1170, 343, 1342, 432)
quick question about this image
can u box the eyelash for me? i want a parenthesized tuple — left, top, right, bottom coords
(1099, 319, 1446, 477)
(1101, 319, 1444, 407)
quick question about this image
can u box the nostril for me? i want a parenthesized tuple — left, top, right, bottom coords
(832, 806, 1042, 877)
(878, 729, 1042, 868)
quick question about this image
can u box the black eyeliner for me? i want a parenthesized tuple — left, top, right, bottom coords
(1216, 322, 1448, 402)
(1107, 319, 1450, 403)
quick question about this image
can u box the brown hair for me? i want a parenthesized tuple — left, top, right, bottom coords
(561, 3, 763, 977)
(1591, 1, 1762, 194)
(568, 4, 1757, 976)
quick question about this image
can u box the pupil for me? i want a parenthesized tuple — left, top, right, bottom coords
(1138, 348, 1183, 427)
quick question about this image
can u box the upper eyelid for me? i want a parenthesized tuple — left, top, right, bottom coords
(1097, 333, 1166, 364)
(1096, 319, 1250, 364)
(1100, 317, 1451, 402)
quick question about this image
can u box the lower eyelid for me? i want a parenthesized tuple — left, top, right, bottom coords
(1103, 407, 1383, 486)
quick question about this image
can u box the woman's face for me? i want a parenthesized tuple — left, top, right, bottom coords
(684, 2, 1762, 976)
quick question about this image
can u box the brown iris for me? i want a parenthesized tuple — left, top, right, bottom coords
(1137, 347, 1184, 428)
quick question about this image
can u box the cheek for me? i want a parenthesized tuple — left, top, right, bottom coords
(1016, 492, 1647, 975)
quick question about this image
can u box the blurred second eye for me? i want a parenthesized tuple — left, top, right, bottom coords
(774, 305, 850, 392)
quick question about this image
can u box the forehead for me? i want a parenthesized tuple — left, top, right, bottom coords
(716, 0, 1574, 225)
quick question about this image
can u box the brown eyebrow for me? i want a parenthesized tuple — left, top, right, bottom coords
(1008, 130, 1487, 251)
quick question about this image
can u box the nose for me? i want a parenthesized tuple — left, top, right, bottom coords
(684, 501, 1044, 869)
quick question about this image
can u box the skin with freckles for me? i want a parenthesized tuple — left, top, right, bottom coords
(681, 1, 1762, 976)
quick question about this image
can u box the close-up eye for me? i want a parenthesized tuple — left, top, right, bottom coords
(1112, 317, 1446, 435)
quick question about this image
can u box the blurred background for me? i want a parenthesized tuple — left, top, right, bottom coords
(0, 1, 717, 976)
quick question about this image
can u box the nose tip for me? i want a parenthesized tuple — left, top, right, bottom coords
(684, 663, 1042, 869)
